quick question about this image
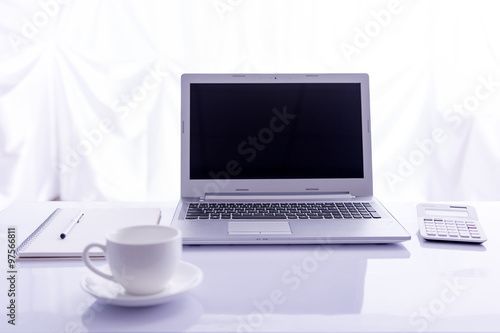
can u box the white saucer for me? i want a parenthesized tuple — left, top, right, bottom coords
(81, 261, 203, 307)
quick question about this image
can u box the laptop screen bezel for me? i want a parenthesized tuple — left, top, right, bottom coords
(180, 73, 373, 198)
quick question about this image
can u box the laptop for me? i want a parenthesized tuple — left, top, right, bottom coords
(171, 73, 410, 244)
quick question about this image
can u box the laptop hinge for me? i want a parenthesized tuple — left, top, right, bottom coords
(201, 193, 355, 202)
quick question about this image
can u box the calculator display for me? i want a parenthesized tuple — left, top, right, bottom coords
(425, 209, 469, 217)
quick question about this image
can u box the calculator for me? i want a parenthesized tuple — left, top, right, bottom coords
(417, 203, 487, 243)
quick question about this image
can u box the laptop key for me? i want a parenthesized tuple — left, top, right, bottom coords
(232, 215, 287, 219)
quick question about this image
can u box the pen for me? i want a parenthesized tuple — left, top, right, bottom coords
(60, 212, 84, 239)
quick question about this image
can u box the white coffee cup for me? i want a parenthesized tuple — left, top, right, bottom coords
(83, 225, 182, 295)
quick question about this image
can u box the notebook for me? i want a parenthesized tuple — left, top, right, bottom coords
(16, 208, 162, 259)
(171, 73, 410, 244)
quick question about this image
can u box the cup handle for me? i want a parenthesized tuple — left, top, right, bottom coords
(82, 243, 115, 282)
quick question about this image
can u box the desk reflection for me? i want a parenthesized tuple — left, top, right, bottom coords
(184, 243, 410, 317)
(83, 295, 204, 332)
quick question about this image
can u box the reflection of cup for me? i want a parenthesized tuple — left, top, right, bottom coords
(83, 225, 182, 295)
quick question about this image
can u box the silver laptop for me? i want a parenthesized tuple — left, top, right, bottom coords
(171, 73, 410, 244)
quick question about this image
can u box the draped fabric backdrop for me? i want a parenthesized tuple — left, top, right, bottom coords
(1, 0, 499, 209)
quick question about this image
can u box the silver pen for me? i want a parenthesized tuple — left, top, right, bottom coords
(60, 212, 84, 239)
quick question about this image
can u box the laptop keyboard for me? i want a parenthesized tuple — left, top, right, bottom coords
(185, 202, 381, 220)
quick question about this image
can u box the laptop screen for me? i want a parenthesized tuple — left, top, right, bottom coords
(189, 82, 364, 180)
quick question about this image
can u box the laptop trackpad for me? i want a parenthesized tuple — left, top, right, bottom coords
(228, 222, 292, 235)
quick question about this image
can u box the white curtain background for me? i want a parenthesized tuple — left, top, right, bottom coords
(1, 0, 499, 209)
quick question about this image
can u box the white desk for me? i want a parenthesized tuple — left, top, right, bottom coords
(1, 201, 500, 333)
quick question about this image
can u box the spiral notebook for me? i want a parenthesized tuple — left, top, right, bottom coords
(15, 207, 162, 259)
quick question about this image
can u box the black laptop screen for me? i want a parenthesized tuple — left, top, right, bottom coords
(189, 83, 364, 180)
